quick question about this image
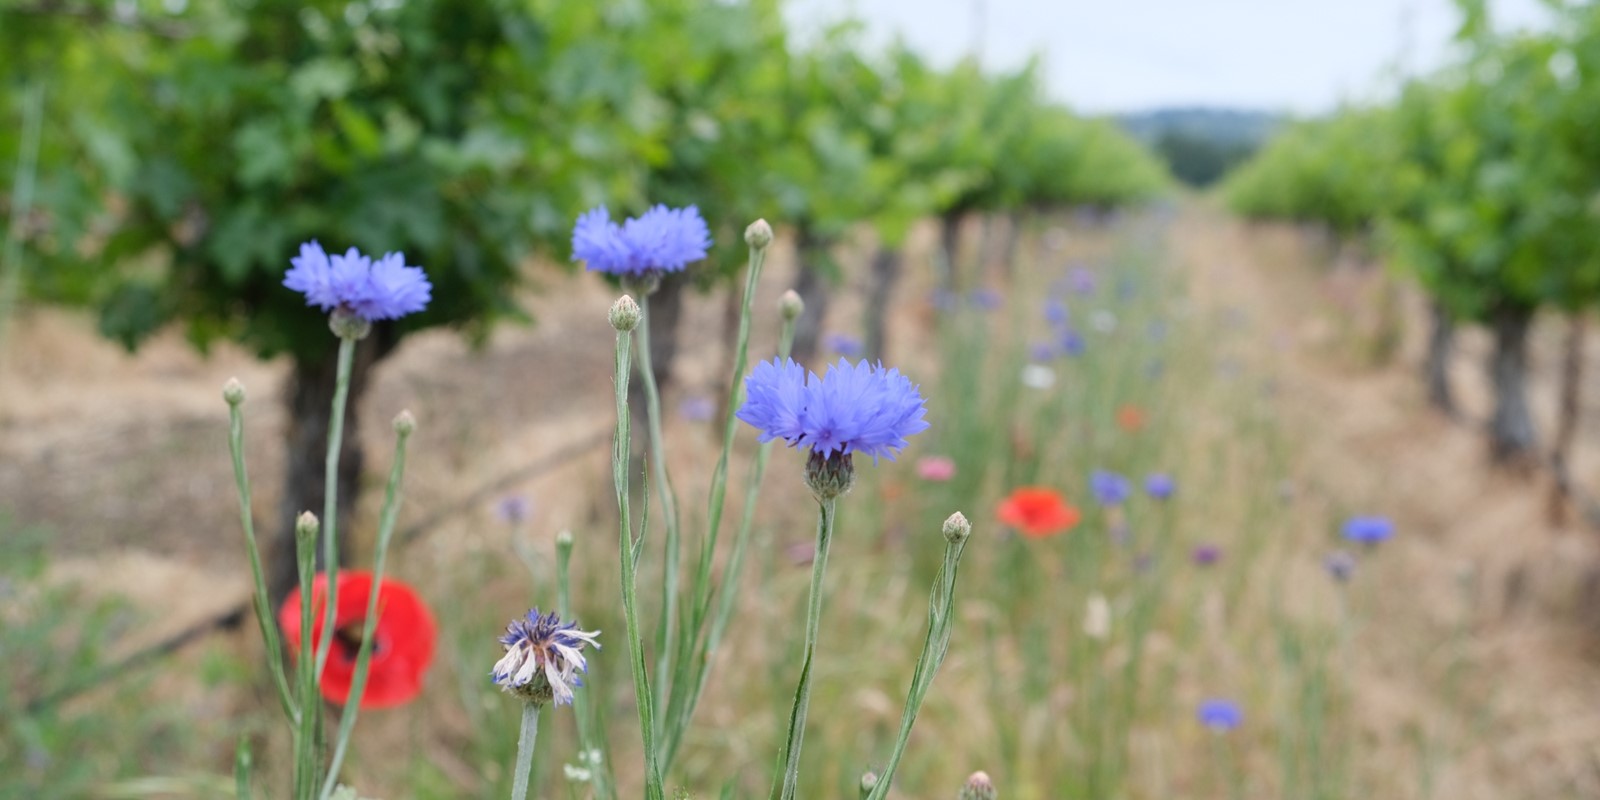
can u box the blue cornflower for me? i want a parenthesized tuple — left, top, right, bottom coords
(1144, 473, 1176, 500)
(969, 288, 1003, 310)
(494, 494, 532, 524)
(1342, 516, 1394, 545)
(826, 333, 865, 357)
(1068, 265, 1097, 296)
(737, 357, 929, 462)
(571, 204, 711, 277)
(491, 608, 601, 707)
(283, 241, 431, 321)
(1045, 299, 1069, 326)
(1197, 698, 1243, 732)
(1090, 470, 1131, 507)
(1060, 328, 1086, 357)
(678, 394, 716, 422)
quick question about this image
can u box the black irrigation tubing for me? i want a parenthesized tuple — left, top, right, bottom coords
(23, 427, 612, 715)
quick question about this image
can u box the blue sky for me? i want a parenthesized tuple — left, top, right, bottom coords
(785, 0, 1550, 113)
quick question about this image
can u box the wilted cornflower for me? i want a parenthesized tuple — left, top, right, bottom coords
(826, 332, 865, 357)
(1342, 516, 1394, 546)
(1324, 550, 1357, 582)
(1144, 473, 1176, 500)
(283, 241, 432, 322)
(1197, 698, 1243, 732)
(491, 608, 601, 707)
(959, 771, 997, 800)
(1090, 470, 1131, 507)
(736, 357, 929, 499)
(571, 204, 711, 278)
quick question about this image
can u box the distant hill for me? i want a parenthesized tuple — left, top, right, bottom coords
(1113, 107, 1284, 188)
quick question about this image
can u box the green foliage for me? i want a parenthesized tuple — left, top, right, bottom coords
(1222, 105, 1399, 238)
(1225, 9, 1600, 324)
(3, 0, 1166, 357)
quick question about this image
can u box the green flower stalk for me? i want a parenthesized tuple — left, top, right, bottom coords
(658, 218, 777, 771)
(223, 379, 298, 725)
(864, 513, 972, 800)
(606, 294, 665, 800)
(318, 411, 416, 800)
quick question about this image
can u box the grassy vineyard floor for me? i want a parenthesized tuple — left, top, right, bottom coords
(6, 201, 1600, 797)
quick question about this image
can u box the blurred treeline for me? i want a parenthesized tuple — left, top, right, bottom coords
(0, 0, 1169, 595)
(1222, 0, 1600, 488)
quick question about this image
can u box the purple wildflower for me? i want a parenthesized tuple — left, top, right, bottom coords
(970, 288, 1003, 310)
(1090, 470, 1131, 507)
(736, 357, 929, 462)
(826, 333, 865, 358)
(1144, 473, 1176, 500)
(1045, 299, 1069, 326)
(1068, 266, 1097, 296)
(1191, 544, 1222, 566)
(491, 608, 601, 707)
(678, 395, 716, 422)
(1197, 698, 1243, 732)
(1030, 341, 1059, 362)
(571, 204, 711, 277)
(494, 494, 532, 524)
(1342, 516, 1394, 545)
(1060, 328, 1086, 357)
(283, 241, 431, 320)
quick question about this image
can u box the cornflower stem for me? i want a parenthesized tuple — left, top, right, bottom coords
(1214, 732, 1244, 800)
(510, 702, 542, 800)
(659, 304, 793, 772)
(313, 336, 358, 685)
(318, 419, 413, 800)
(234, 738, 253, 800)
(633, 292, 682, 734)
(865, 531, 969, 799)
(293, 513, 321, 799)
(0, 80, 43, 357)
(656, 230, 768, 768)
(771, 497, 838, 800)
(558, 534, 616, 800)
(611, 321, 665, 800)
(225, 395, 299, 725)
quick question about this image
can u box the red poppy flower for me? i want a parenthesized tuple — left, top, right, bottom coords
(997, 487, 1081, 539)
(1116, 404, 1146, 432)
(278, 570, 437, 709)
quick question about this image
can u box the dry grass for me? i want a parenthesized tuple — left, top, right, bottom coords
(7, 202, 1600, 797)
